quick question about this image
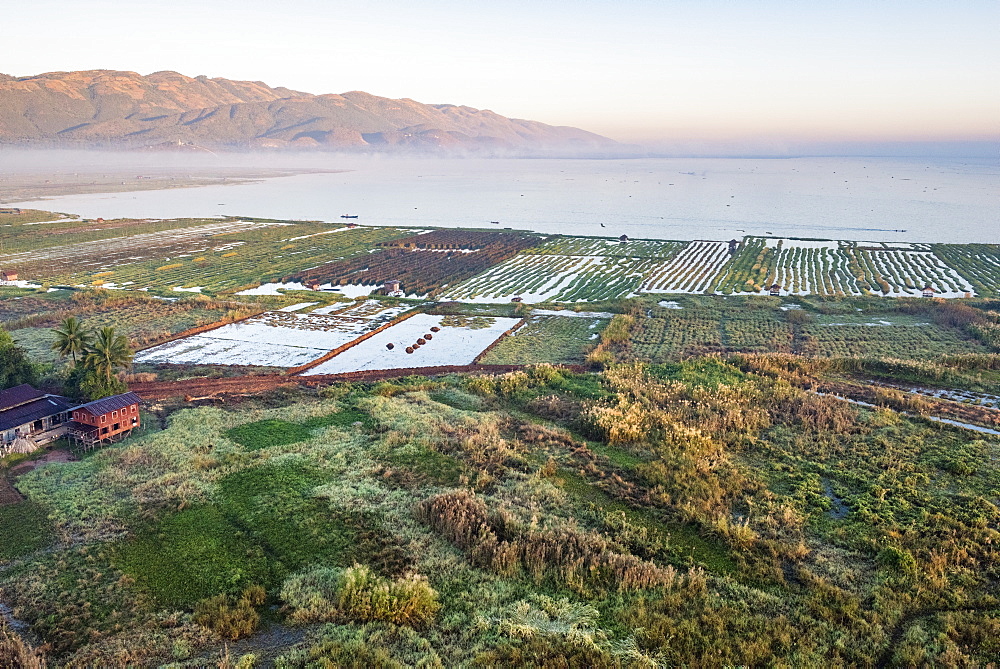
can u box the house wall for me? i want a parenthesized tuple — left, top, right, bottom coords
(2, 413, 70, 445)
(72, 403, 140, 440)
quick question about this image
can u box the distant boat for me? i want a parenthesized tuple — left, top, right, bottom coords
(341, 215, 359, 219)
(490, 221, 500, 224)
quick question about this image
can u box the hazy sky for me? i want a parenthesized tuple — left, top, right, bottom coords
(2, 0, 997, 147)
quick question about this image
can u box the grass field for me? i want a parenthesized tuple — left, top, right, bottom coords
(1, 360, 999, 666)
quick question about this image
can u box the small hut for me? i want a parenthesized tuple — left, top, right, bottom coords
(619, 234, 630, 243)
(385, 279, 404, 297)
(921, 285, 935, 298)
(768, 283, 782, 296)
(728, 239, 740, 255)
(510, 296, 523, 303)
(1, 269, 18, 282)
(304, 279, 321, 291)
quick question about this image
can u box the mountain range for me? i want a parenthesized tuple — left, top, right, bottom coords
(0, 70, 617, 154)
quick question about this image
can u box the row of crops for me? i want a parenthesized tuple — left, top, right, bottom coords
(523, 236, 686, 258)
(290, 232, 541, 298)
(443, 235, 993, 303)
(477, 315, 609, 365)
(442, 255, 665, 302)
(624, 304, 989, 362)
(929, 245, 1000, 297)
(641, 241, 733, 293)
(654, 238, 984, 298)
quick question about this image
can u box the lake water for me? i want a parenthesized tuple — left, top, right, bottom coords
(8, 156, 998, 243)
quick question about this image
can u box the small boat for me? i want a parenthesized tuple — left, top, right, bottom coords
(341, 215, 359, 219)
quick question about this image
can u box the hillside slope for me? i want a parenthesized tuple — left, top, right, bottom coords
(0, 70, 616, 153)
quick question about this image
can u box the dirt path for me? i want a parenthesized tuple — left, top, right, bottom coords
(129, 363, 585, 401)
(2, 449, 78, 507)
(0, 477, 23, 506)
(8, 449, 77, 477)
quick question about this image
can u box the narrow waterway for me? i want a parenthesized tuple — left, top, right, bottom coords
(0, 601, 35, 644)
(813, 392, 1000, 436)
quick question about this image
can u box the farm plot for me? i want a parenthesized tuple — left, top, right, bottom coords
(860, 250, 974, 297)
(721, 313, 794, 353)
(478, 315, 609, 365)
(443, 255, 661, 303)
(291, 230, 542, 298)
(711, 237, 978, 298)
(309, 299, 413, 323)
(136, 303, 411, 367)
(628, 311, 725, 361)
(301, 313, 522, 374)
(0, 219, 280, 279)
(0, 214, 233, 256)
(798, 321, 988, 358)
(4, 220, 408, 295)
(929, 245, 1000, 298)
(765, 241, 861, 295)
(524, 236, 684, 258)
(379, 229, 539, 250)
(642, 241, 733, 293)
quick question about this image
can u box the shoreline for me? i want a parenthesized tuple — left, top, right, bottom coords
(0, 167, 346, 205)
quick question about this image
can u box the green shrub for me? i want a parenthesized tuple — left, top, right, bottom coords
(193, 586, 265, 640)
(281, 564, 440, 628)
(877, 545, 917, 575)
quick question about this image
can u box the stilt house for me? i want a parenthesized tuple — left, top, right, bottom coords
(67, 392, 142, 448)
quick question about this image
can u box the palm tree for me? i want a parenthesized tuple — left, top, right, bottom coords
(83, 326, 133, 382)
(51, 316, 92, 365)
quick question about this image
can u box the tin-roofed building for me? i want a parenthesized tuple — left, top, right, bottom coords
(0, 384, 75, 456)
(67, 392, 142, 448)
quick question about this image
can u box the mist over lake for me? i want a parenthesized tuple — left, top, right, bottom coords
(7, 156, 997, 244)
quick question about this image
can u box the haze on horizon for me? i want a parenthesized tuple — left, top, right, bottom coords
(2, 0, 998, 156)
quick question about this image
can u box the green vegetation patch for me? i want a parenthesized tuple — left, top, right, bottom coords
(384, 445, 465, 487)
(301, 406, 375, 430)
(649, 357, 748, 388)
(0, 500, 55, 560)
(112, 505, 275, 608)
(227, 409, 374, 450)
(479, 315, 608, 365)
(226, 419, 315, 450)
(216, 461, 359, 571)
(556, 470, 737, 575)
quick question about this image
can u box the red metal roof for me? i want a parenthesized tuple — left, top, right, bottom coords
(74, 392, 142, 417)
